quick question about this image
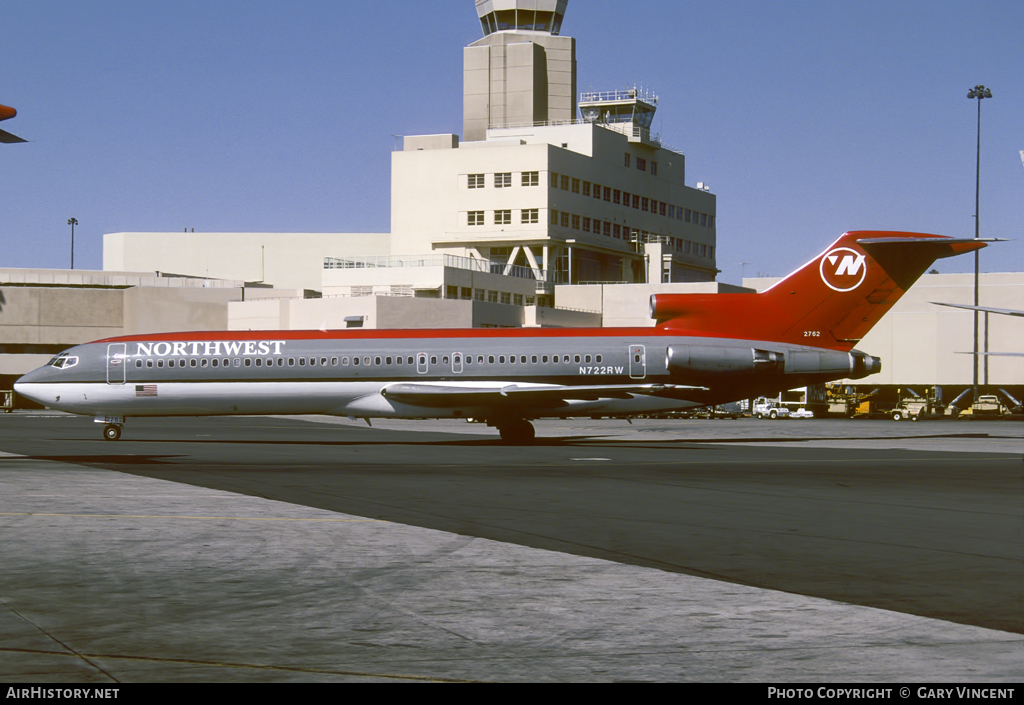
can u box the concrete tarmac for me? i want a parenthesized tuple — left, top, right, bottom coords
(0, 412, 1020, 682)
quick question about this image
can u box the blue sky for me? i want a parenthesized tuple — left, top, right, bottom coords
(2, 0, 1021, 285)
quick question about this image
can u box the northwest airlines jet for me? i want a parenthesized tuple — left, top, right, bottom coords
(15, 231, 987, 442)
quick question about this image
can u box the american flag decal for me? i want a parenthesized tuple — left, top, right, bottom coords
(135, 384, 158, 397)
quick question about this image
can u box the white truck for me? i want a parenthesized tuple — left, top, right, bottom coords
(752, 398, 815, 419)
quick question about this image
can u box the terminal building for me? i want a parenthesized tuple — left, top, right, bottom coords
(2, 0, 1021, 409)
(104, 0, 720, 319)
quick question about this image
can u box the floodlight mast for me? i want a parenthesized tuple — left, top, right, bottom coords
(966, 85, 992, 402)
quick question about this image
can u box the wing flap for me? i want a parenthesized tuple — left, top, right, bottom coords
(381, 382, 707, 408)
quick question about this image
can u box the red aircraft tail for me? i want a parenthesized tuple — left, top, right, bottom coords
(651, 231, 987, 351)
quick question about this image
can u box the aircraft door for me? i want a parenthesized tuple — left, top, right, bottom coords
(629, 344, 646, 379)
(416, 352, 428, 375)
(452, 352, 464, 374)
(107, 343, 127, 385)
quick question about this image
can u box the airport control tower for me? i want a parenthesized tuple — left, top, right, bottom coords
(464, 0, 576, 142)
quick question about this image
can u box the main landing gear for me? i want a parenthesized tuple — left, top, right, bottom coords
(495, 419, 536, 444)
(102, 423, 122, 441)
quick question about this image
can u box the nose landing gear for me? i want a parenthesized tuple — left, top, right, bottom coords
(102, 424, 122, 441)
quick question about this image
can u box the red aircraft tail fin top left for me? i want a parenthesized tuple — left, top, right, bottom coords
(0, 104, 27, 143)
(652, 231, 988, 351)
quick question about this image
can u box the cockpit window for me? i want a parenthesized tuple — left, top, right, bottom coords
(48, 353, 78, 369)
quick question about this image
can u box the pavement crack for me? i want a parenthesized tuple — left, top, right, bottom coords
(0, 599, 121, 683)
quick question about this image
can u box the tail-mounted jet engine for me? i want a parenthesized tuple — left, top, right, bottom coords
(666, 345, 880, 385)
(665, 345, 785, 385)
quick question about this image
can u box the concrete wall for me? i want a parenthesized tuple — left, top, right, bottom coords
(104, 232, 391, 291)
(464, 32, 575, 142)
(228, 295, 528, 331)
(0, 278, 244, 376)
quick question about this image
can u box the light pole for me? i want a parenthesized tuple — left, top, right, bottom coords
(966, 85, 991, 405)
(67, 218, 78, 269)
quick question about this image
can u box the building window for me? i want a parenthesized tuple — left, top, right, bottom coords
(582, 181, 591, 197)
(461, 287, 472, 300)
(560, 175, 569, 191)
(651, 161, 658, 176)
(637, 157, 646, 172)
(495, 172, 511, 188)
(571, 214, 580, 230)
(560, 211, 569, 227)
(513, 293, 523, 306)
(603, 186, 611, 201)
(468, 211, 484, 226)
(446, 285, 458, 299)
(468, 173, 484, 189)
(701, 213, 708, 226)
(474, 288, 485, 301)
(551, 172, 559, 187)
(603, 221, 612, 237)
(624, 153, 631, 168)
(488, 290, 498, 303)
(571, 178, 580, 193)
(641, 197, 649, 212)
(523, 171, 539, 187)
(613, 189, 621, 204)
(632, 194, 640, 209)
(551, 209, 559, 225)
(522, 208, 539, 224)
(495, 210, 511, 225)
(660, 202, 667, 216)
(500, 292, 511, 304)
(709, 215, 716, 228)
(613, 224, 622, 238)
(582, 217, 591, 232)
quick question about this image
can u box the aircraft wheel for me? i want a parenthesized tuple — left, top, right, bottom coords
(103, 424, 122, 441)
(498, 420, 535, 444)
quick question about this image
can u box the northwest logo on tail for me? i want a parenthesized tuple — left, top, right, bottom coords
(820, 247, 867, 292)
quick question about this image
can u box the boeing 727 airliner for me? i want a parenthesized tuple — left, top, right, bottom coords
(14, 231, 988, 442)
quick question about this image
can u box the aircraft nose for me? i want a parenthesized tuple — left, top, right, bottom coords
(13, 366, 48, 404)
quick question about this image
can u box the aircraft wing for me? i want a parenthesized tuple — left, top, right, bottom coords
(381, 382, 707, 409)
(0, 127, 27, 143)
(956, 351, 1024, 357)
(932, 302, 1024, 317)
